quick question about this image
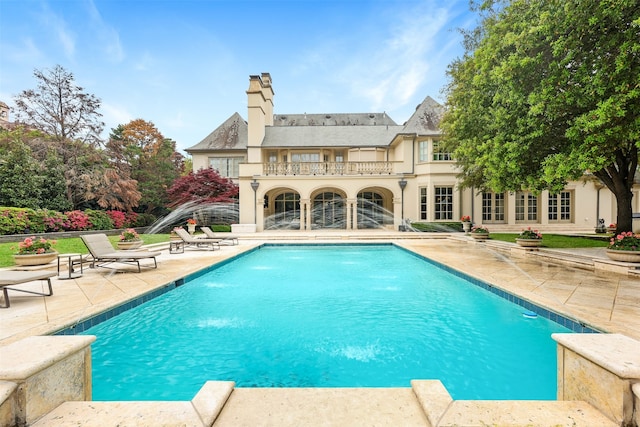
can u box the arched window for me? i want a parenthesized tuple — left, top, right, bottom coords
(312, 192, 345, 228)
(274, 193, 300, 219)
(357, 191, 388, 228)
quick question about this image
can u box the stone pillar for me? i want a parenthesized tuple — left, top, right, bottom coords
(0, 336, 95, 426)
(552, 333, 640, 426)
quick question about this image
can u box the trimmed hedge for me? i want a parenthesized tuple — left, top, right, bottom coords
(0, 207, 155, 235)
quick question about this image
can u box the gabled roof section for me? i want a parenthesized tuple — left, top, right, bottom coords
(186, 112, 247, 152)
(402, 96, 446, 136)
(273, 112, 397, 127)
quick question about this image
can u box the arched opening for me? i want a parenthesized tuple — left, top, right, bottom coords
(312, 192, 345, 229)
(357, 190, 391, 228)
(265, 191, 301, 229)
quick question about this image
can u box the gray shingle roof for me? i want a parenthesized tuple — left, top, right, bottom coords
(186, 112, 247, 152)
(402, 96, 446, 135)
(273, 112, 397, 127)
(262, 125, 404, 148)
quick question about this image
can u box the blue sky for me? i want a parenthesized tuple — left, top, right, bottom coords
(0, 0, 475, 153)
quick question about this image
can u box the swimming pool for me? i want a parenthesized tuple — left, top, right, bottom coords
(83, 244, 570, 401)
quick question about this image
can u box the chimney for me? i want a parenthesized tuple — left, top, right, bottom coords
(246, 74, 275, 161)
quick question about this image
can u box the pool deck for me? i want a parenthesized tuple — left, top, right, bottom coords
(1, 231, 638, 426)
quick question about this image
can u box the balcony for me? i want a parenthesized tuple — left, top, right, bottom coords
(263, 162, 394, 176)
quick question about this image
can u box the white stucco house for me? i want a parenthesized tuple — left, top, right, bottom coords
(186, 73, 631, 233)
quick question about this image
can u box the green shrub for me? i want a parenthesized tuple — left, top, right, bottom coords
(85, 209, 114, 230)
(0, 207, 45, 234)
(134, 213, 157, 227)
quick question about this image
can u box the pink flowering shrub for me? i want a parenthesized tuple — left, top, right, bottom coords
(106, 210, 127, 228)
(64, 210, 92, 231)
(42, 210, 70, 232)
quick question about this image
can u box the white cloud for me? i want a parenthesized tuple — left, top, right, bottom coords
(85, 0, 125, 62)
(101, 102, 133, 131)
(353, 2, 453, 109)
(39, 3, 76, 59)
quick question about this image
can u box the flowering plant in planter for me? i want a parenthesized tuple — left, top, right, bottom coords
(14, 236, 57, 254)
(460, 215, 471, 222)
(608, 232, 640, 251)
(471, 225, 490, 234)
(119, 228, 141, 242)
(518, 227, 542, 239)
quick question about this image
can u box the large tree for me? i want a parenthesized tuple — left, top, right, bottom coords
(442, 0, 640, 231)
(13, 65, 104, 146)
(12, 65, 114, 208)
(107, 120, 184, 214)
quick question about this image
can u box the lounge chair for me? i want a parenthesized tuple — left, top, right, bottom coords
(174, 227, 221, 250)
(80, 234, 161, 272)
(0, 270, 56, 308)
(200, 226, 239, 245)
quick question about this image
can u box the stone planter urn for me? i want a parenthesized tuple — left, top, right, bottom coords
(462, 221, 471, 233)
(471, 232, 490, 241)
(605, 250, 640, 263)
(187, 224, 196, 234)
(13, 251, 58, 266)
(117, 241, 143, 250)
(516, 238, 543, 248)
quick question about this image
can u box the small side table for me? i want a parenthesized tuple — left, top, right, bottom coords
(169, 240, 184, 254)
(57, 253, 83, 280)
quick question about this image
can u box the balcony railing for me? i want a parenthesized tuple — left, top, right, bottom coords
(263, 162, 393, 176)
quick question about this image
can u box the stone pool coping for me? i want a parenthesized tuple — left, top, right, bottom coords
(0, 233, 639, 425)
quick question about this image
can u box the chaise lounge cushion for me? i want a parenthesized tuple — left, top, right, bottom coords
(0, 270, 56, 308)
(80, 234, 161, 272)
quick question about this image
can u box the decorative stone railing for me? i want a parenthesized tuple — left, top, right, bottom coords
(262, 162, 393, 176)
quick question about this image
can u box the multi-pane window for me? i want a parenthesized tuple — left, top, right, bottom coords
(291, 153, 320, 162)
(420, 187, 428, 220)
(515, 192, 539, 221)
(432, 141, 452, 161)
(418, 141, 429, 162)
(434, 187, 453, 220)
(313, 192, 345, 228)
(549, 191, 572, 221)
(357, 191, 388, 228)
(482, 192, 505, 222)
(274, 192, 300, 218)
(209, 157, 242, 179)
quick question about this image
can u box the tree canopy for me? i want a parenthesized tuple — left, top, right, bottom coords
(442, 0, 640, 231)
(5, 65, 186, 215)
(13, 65, 104, 146)
(167, 167, 238, 208)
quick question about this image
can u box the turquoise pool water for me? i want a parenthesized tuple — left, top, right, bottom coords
(84, 244, 570, 401)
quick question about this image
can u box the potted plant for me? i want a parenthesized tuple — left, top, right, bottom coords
(607, 223, 617, 234)
(516, 227, 543, 247)
(13, 236, 58, 266)
(187, 218, 197, 234)
(470, 225, 490, 240)
(117, 228, 143, 250)
(460, 215, 471, 233)
(606, 231, 640, 262)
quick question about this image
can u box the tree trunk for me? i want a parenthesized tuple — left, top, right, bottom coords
(595, 151, 636, 233)
(614, 189, 634, 233)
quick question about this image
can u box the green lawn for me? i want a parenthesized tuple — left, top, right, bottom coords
(0, 234, 170, 268)
(488, 233, 609, 248)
